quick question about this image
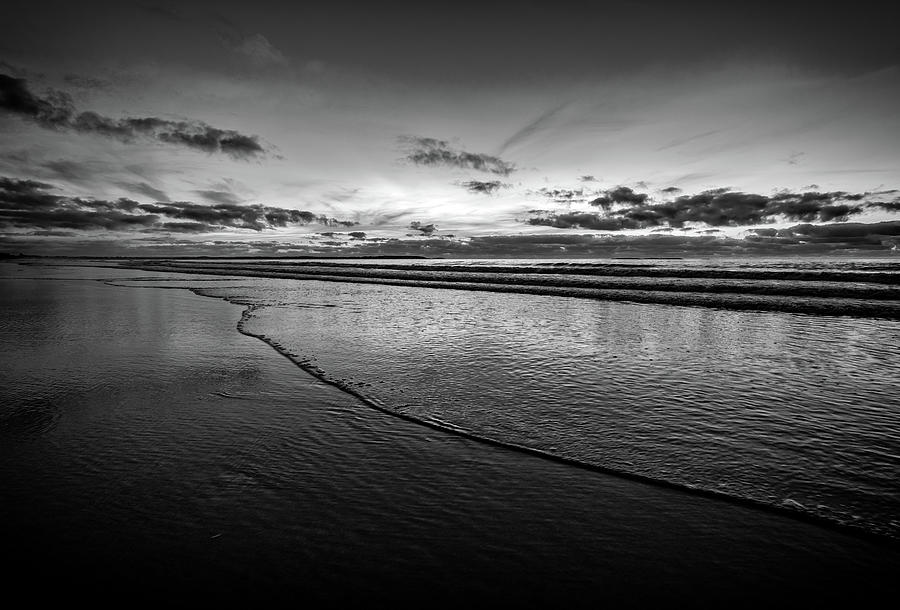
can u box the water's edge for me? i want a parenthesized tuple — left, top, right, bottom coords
(181, 288, 900, 548)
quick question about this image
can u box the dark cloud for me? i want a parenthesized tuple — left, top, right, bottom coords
(527, 212, 640, 231)
(348, 231, 367, 239)
(409, 221, 437, 235)
(0, 74, 74, 128)
(0, 176, 352, 233)
(870, 200, 900, 213)
(2, 205, 158, 232)
(460, 180, 505, 195)
(153, 221, 219, 233)
(400, 136, 515, 176)
(589, 186, 650, 210)
(554, 188, 876, 229)
(579, 175, 597, 182)
(195, 189, 242, 205)
(526, 187, 898, 235)
(748, 221, 900, 245)
(0, 74, 266, 159)
(661, 187, 682, 194)
(136, 201, 327, 231)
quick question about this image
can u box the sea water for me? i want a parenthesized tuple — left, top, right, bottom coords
(109, 256, 900, 541)
(3, 260, 900, 603)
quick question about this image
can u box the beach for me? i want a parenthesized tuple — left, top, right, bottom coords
(2, 261, 899, 605)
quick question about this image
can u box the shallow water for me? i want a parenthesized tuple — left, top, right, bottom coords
(3, 261, 900, 604)
(111, 257, 900, 539)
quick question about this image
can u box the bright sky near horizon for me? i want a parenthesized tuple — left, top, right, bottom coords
(1, 0, 899, 256)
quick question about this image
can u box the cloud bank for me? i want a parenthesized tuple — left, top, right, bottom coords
(529, 186, 898, 230)
(0, 176, 352, 233)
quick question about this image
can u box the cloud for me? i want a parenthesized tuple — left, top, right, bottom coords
(748, 221, 900, 245)
(119, 181, 171, 202)
(399, 136, 516, 176)
(233, 34, 288, 68)
(526, 186, 900, 234)
(40, 159, 102, 184)
(579, 175, 597, 182)
(7, 221, 900, 258)
(499, 103, 568, 153)
(531, 187, 879, 229)
(588, 186, 650, 210)
(618, 189, 867, 227)
(153, 221, 219, 233)
(535, 187, 588, 203)
(460, 180, 506, 194)
(0, 74, 267, 159)
(63, 74, 111, 90)
(194, 189, 242, 205)
(527, 212, 640, 231)
(871, 200, 900, 213)
(409, 221, 437, 235)
(0, 176, 353, 233)
(0, 74, 74, 128)
(137, 201, 320, 231)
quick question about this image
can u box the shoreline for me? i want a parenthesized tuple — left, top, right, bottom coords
(224, 293, 898, 547)
(3, 265, 900, 603)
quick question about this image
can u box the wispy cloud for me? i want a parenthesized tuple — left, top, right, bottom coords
(499, 103, 568, 154)
(0, 74, 268, 160)
(118, 181, 171, 202)
(194, 189, 242, 205)
(399, 136, 516, 176)
(63, 74, 111, 90)
(233, 34, 288, 68)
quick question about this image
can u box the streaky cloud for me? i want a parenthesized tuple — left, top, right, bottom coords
(194, 189, 243, 205)
(120, 181, 171, 202)
(399, 136, 516, 176)
(498, 102, 568, 154)
(0, 74, 267, 160)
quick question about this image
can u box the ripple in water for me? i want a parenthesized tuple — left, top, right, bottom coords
(0, 398, 60, 438)
(189, 277, 900, 540)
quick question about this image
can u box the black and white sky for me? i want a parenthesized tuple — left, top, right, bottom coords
(2, 0, 899, 256)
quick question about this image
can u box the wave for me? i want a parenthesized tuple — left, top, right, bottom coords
(211, 293, 900, 544)
(125, 259, 900, 319)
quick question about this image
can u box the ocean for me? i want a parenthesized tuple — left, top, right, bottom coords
(1, 257, 899, 604)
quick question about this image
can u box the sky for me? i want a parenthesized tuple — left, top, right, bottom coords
(1, 0, 899, 257)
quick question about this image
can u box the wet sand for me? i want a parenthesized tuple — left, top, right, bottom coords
(1, 267, 898, 606)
